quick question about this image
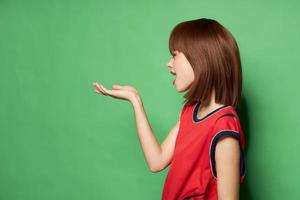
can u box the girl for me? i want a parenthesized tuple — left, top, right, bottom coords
(93, 18, 246, 200)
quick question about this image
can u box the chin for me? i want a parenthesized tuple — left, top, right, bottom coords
(176, 82, 192, 93)
(175, 85, 189, 93)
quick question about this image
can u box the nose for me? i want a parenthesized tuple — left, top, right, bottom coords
(166, 58, 173, 69)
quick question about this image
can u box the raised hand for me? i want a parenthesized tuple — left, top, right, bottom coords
(92, 82, 140, 103)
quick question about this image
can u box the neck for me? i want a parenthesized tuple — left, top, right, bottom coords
(198, 92, 225, 118)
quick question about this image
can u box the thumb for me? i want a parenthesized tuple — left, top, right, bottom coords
(112, 84, 122, 89)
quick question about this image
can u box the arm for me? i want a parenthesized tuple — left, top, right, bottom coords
(215, 136, 240, 200)
(131, 95, 180, 173)
(92, 83, 179, 173)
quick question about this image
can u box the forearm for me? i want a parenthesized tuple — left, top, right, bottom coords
(130, 95, 162, 172)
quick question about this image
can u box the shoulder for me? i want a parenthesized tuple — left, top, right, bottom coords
(209, 107, 244, 146)
(212, 107, 241, 135)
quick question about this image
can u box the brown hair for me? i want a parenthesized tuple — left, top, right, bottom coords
(169, 18, 242, 109)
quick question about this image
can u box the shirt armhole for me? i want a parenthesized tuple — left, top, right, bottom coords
(209, 115, 246, 181)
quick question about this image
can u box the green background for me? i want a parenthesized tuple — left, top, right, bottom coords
(1, 0, 299, 199)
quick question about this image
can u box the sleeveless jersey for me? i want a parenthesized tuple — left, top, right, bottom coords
(161, 101, 246, 200)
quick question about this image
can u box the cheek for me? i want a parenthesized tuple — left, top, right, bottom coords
(178, 67, 194, 82)
(174, 58, 194, 80)
(175, 71, 193, 91)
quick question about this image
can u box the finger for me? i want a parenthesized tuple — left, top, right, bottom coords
(93, 82, 99, 89)
(99, 84, 110, 95)
(94, 83, 107, 95)
(93, 82, 100, 88)
(95, 89, 102, 94)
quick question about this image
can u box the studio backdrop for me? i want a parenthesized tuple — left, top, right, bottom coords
(0, 0, 299, 199)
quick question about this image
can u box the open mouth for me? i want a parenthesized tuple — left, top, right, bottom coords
(170, 71, 176, 84)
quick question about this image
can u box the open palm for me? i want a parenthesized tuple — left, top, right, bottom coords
(93, 82, 139, 102)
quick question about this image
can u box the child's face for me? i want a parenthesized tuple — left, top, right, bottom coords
(167, 50, 195, 92)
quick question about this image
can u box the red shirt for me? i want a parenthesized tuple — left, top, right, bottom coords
(162, 101, 246, 200)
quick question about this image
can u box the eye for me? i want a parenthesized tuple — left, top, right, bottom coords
(171, 51, 176, 57)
